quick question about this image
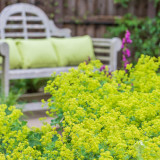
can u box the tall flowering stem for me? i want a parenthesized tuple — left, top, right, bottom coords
(121, 30, 132, 69)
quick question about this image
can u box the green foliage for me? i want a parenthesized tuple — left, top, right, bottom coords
(10, 78, 51, 94)
(105, 14, 160, 62)
(0, 91, 21, 106)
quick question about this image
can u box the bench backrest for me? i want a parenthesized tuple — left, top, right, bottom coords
(0, 3, 52, 39)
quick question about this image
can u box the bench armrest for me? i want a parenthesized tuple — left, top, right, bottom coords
(110, 37, 122, 71)
(49, 20, 71, 38)
(92, 37, 122, 71)
(0, 42, 9, 96)
(0, 42, 9, 57)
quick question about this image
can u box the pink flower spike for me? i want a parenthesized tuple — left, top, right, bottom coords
(122, 38, 126, 43)
(122, 55, 127, 62)
(126, 30, 130, 36)
(126, 48, 131, 57)
(121, 30, 132, 69)
(125, 30, 132, 44)
(124, 61, 129, 68)
(127, 39, 132, 44)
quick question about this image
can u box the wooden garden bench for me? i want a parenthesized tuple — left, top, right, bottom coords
(0, 3, 121, 102)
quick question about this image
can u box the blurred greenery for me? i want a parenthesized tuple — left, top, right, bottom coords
(10, 78, 51, 94)
(0, 78, 51, 106)
(105, 1, 160, 64)
(0, 91, 21, 106)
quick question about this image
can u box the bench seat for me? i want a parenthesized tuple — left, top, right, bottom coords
(0, 66, 78, 80)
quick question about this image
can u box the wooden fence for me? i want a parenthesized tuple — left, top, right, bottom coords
(0, 0, 157, 38)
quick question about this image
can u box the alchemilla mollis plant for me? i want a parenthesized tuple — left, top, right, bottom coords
(44, 55, 160, 159)
(0, 104, 59, 159)
(0, 55, 160, 159)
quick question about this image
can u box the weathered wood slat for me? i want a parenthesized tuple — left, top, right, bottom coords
(77, 25, 86, 36)
(107, 0, 115, 15)
(86, 0, 95, 37)
(5, 24, 45, 29)
(26, 16, 42, 21)
(27, 24, 45, 29)
(77, 0, 86, 17)
(62, 15, 120, 25)
(53, 0, 63, 27)
(5, 33, 24, 37)
(19, 92, 50, 102)
(5, 24, 24, 29)
(0, 0, 5, 11)
(95, 25, 106, 38)
(87, 0, 96, 15)
(67, 0, 76, 15)
(96, 56, 110, 61)
(0, 67, 78, 80)
(63, 0, 76, 36)
(92, 38, 113, 43)
(8, 16, 42, 21)
(7, 16, 23, 21)
(93, 42, 111, 47)
(5, 32, 47, 37)
(27, 33, 47, 37)
(98, 0, 106, 15)
(17, 102, 48, 112)
(94, 48, 110, 53)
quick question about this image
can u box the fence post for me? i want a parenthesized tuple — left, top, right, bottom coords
(0, 0, 5, 12)
(54, 0, 63, 27)
(147, 0, 156, 18)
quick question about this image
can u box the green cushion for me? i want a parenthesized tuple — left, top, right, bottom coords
(0, 39, 22, 69)
(50, 35, 96, 66)
(16, 39, 58, 69)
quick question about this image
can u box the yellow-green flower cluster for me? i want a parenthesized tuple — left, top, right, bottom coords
(44, 55, 160, 159)
(0, 105, 58, 159)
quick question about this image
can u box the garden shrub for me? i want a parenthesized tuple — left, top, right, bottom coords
(44, 55, 160, 159)
(0, 55, 160, 159)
